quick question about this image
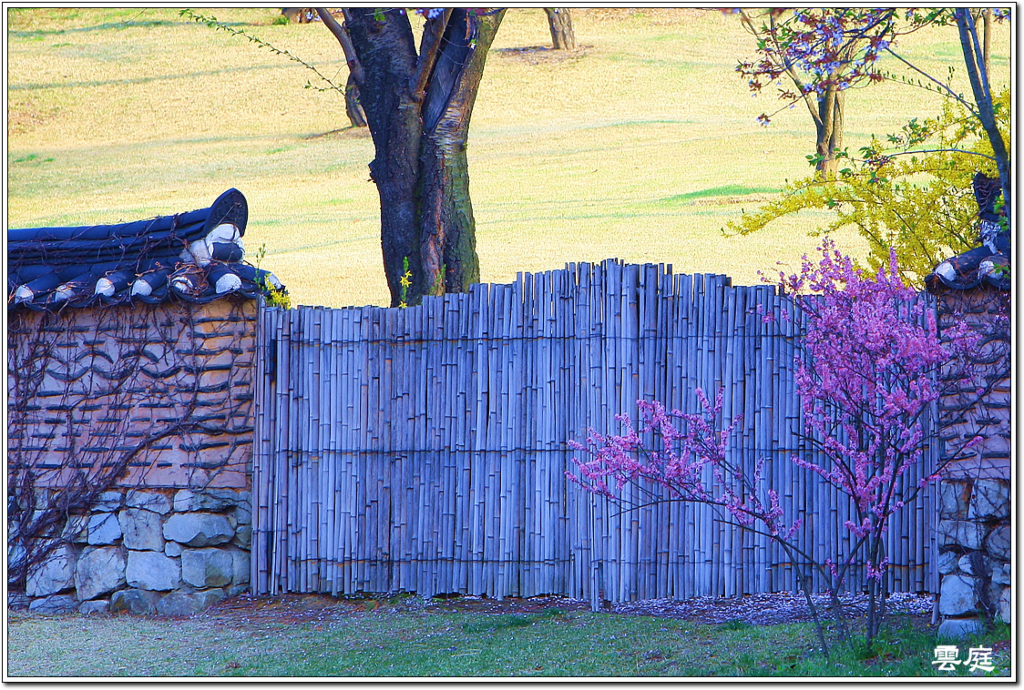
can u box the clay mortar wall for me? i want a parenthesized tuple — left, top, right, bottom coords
(8, 298, 258, 615)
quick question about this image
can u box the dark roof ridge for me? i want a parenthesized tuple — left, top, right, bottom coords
(8, 189, 284, 311)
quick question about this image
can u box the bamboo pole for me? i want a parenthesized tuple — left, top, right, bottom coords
(249, 263, 931, 601)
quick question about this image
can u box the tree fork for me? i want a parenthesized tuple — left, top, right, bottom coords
(416, 10, 504, 299)
(324, 8, 503, 307)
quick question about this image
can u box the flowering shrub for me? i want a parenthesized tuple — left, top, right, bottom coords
(726, 88, 1011, 286)
(731, 8, 1011, 267)
(568, 239, 986, 654)
(568, 389, 800, 541)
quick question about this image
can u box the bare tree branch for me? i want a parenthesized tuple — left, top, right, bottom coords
(409, 9, 453, 104)
(316, 8, 364, 84)
(883, 47, 978, 115)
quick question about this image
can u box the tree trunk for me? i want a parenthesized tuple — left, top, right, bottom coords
(544, 8, 577, 51)
(955, 9, 1010, 223)
(342, 8, 505, 306)
(344, 73, 367, 128)
(983, 10, 992, 74)
(814, 88, 844, 179)
(416, 12, 502, 296)
(974, 8, 992, 74)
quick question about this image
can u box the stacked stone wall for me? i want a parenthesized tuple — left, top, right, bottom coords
(18, 488, 251, 615)
(934, 286, 1010, 636)
(937, 478, 1011, 630)
(8, 298, 258, 614)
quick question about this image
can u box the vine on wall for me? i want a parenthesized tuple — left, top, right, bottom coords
(7, 300, 255, 588)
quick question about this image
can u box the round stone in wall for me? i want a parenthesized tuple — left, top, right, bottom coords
(118, 509, 166, 551)
(126, 550, 181, 591)
(75, 546, 126, 600)
(156, 588, 226, 617)
(84, 512, 123, 546)
(938, 616, 983, 640)
(968, 479, 1010, 521)
(163, 513, 234, 547)
(79, 599, 111, 615)
(174, 490, 231, 513)
(94, 491, 124, 513)
(110, 589, 163, 615)
(125, 491, 173, 516)
(25, 544, 77, 597)
(986, 525, 1011, 561)
(998, 587, 1011, 624)
(28, 594, 78, 615)
(181, 548, 233, 588)
(939, 574, 979, 617)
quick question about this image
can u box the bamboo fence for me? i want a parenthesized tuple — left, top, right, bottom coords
(252, 260, 939, 602)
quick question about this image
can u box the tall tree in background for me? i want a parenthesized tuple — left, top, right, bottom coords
(317, 8, 506, 306)
(729, 8, 1010, 282)
(735, 9, 893, 179)
(544, 9, 577, 51)
(951, 7, 1010, 218)
(735, 9, 1006, 189)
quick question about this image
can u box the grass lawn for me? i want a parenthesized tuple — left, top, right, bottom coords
(4, 596, 1012, 678)
(6, 8, 1012, 307)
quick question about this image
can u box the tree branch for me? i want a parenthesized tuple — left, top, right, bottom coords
(316, 8, 364, 84)
(883, 47, 977, 115)
(409, 9, 453, 103)
(764, 13, 822, 127)
(964, 9, 993, 108)
(875, 148, 999, 163)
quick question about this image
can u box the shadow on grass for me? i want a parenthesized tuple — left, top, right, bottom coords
(7, 13, 271, 39)
(8, 61, 311, 92)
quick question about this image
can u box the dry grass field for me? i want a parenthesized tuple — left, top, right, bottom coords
(6, 8, 1012, 307)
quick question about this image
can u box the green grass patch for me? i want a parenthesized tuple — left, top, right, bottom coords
(654, 184, 781, 206)
(5, 607, 1010, 678)
(11, 153, 55, 165)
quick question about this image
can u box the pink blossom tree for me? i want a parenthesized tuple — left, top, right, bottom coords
(568, 239, 993, 653)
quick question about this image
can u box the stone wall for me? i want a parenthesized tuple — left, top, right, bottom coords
(8, 298, 258, 614)
(18, 488, 251, 615)
(934, 285, 1011, 636)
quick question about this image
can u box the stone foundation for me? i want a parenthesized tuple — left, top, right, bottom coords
(932, 284, 1010, 638)
(936, 477, 1010, 635)
(14, 487, 250, 615)
(9, 299, 257, 615)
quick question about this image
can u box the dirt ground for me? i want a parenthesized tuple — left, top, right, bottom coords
(202, 590, 938, 630)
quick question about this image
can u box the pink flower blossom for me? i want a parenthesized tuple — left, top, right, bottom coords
(568, 239, 989, 628)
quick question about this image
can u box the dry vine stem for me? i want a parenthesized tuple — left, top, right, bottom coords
(7, 299, 255, 588)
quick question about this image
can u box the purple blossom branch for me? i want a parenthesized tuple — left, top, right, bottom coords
(570, 237, 999, 650)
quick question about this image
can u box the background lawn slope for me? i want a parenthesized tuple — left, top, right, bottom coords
(6, 8, 1011, 306)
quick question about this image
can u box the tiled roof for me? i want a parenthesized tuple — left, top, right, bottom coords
(7, 189, 285, 311)
(925, 173, 1010, 293)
